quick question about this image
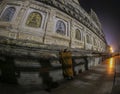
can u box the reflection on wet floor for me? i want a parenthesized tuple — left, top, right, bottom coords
(84, 73, 101, 80)
(109, 58, 114, 68)
(107, 57, 115, 75)
(72, 80, 92, 88)
(1, 56, 120, 94)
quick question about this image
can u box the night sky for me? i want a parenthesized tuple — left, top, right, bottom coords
(79, 0, 120, 52)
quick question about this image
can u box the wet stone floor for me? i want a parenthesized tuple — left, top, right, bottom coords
(1, 56, 120, 94)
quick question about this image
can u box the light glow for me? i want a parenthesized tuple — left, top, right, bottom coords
(110, 46, 114, 53)
(108, 58, 114, 75)
(109, 58, 113, 68)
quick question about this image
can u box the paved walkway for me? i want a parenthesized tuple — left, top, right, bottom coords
(111, 56, 120, 94)
(51, 64, 114, 94)
(1, 57, 120, 94)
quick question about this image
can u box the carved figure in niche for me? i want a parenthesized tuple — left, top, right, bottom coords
(86, 35, 90, 43)
(56, 20, 66, 35)
(75, 29, 81, 40)
(0, 7, 16, 21)
(26, 12, 42, 28)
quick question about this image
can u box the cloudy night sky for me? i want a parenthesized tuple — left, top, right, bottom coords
(80, 0, 120, 51)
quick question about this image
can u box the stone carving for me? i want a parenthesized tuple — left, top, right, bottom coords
(75, 29, 81, 40)
(0, 0, 107, 52)
(26, 12, 42, 28)
(86, 35, 90, 44)
(56, 20, 66, 35)
(0, 7, 16, 21)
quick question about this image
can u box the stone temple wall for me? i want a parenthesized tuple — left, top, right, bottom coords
(0, 0, 107, 86)
(0, 53, 103, 86)
(0, 0, 107, 52)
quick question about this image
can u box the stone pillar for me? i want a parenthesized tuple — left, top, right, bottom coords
(38, 58, 53, 91)
(0, 56, 17, 84)
(84, 57, 88, 70)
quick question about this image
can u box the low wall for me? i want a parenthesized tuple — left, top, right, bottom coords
(0, 55, 102, 86)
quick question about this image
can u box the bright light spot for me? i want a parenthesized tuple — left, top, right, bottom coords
(108, 58, 114, 74)
(110, 46, 114, 53)
(109, 58, 113, 68)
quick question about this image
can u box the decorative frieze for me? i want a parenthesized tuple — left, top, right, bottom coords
(37, 0, 105, 42)
(44, 34, 70, 47)
(18, 32, 43, 43)
(0, 0, 107, 53)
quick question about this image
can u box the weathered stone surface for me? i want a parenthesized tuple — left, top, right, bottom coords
(0, 0, 108, 86)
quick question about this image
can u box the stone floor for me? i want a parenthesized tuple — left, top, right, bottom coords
(0, 56, 120, 94)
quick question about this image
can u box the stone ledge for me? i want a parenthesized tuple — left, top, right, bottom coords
(0, 21, 12, 28)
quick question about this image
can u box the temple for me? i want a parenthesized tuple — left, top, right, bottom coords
(0, 0, 108, 85)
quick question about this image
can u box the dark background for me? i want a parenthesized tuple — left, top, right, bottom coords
(79, 0, 120, 51)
